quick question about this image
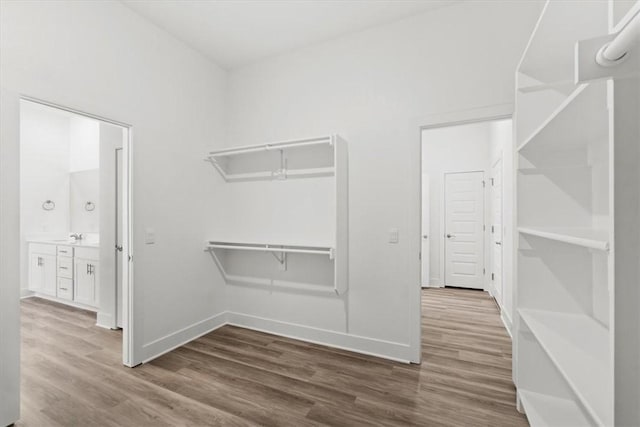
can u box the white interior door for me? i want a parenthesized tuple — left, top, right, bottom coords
(421, 173, 430, 287)
(444, 171, 484, 289)
(491, 159, 503, 305)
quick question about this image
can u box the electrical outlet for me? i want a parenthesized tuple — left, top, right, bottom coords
(389, 228, 399, 244)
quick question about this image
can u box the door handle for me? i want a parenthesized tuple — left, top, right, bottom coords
(495, 241, 502, 246)
(422, 235, 428, 239)
(116, 245, 123, 252)
(446, 234, 455, 238)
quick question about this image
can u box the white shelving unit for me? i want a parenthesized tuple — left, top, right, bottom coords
(515, 1, 640, 426)
(205, 135, 348, 295)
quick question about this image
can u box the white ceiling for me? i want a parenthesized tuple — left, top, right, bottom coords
(121, 1, 458, 69)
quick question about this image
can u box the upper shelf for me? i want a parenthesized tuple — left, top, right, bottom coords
(516, 0, 607, 90)
(517, 81, 608, 154)
(205, 240, 335, 259)
(205, 136, 336, 182)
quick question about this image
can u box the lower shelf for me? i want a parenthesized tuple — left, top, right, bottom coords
(519, 390, 592, 427)
(519, 309, 612, 426)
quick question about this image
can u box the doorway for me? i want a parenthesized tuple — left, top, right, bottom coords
(420, 118, 512, 299)
(18, 98, 133, 365)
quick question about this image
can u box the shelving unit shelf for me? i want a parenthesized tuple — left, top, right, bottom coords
(205, 136, 336, 182)
(519, 390, 592, 427)
(205, 135, 348, 296)
(518, 227, 609, 252)
(517, 83, 608, 154)
(512, 1, 639, 426)
(519, 309, 612, 426)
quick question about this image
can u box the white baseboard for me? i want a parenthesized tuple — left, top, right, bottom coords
(96, 312, 115, 330)
(20, 289, 33, 298)
(226, 312, 413, 363)
(501, 310, 513, 339)
(30, 292, 98, 312)
(140, 311, 417, 365)
(141, 311, 227, 363)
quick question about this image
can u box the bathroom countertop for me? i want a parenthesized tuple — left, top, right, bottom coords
(27, 239, 100, 249)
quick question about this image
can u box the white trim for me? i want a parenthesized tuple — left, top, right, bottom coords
(141, 311, 228, 363)
(501, 310, 513, 339)
(139, 311, 413, 365)
(226, 312, 413, 364)
(30, 292, 99, 312)
(96, 312, 115, 330)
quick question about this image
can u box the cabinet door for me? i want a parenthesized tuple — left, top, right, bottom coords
(40, 254, 57, 296)
(74, 258, 98, 307)
(28, 254, 43, 292)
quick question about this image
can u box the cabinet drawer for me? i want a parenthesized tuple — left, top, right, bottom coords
(30, 243, 57, 256)
(57, 257, 73, 279)
(75, 247, 99, 261)
(57, 278, 73, 300)
(57, 245, 74, 257)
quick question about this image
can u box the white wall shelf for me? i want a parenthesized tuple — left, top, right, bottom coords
(518, 227, 609, 252)
(205, 136, 336, 182)
(517, 82, 608, 154)
(205, 241, 334, 258)
(516, 1, 607, 90)
(519, 390, 592, 427)
(519, 309, 612, 426)
(205, 135, 348, 296)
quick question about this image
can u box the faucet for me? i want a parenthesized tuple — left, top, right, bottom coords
(69, 233, 84, 241)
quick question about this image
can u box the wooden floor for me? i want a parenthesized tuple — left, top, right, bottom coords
(18, 289, 528, 426)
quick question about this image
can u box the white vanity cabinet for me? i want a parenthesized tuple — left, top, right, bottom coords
(73, 247, 99, 307)
(27, 242, 99, 309)
(28, 244, 57, 296)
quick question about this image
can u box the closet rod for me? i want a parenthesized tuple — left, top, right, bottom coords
(597, 11, 640, 66)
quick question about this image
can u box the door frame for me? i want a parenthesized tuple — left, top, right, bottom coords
(442, 170, 486, 290)
(421, 174, 430, 287)
(490, 154, 504, 307)
(19, 95, 135, 367)
(410, 103, 513, 364)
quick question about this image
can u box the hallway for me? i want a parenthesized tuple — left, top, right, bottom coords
(18, 289, 526, 426)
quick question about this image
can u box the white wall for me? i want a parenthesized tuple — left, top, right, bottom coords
(421, 122, 492, 288)
(1, 5, 228, 420)
(0, 81, 21, 427)
(224, 1, 542, 361)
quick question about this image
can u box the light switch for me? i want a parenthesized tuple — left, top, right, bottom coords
(389, 228, 399, 244)
(145, 228, 156, 244)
